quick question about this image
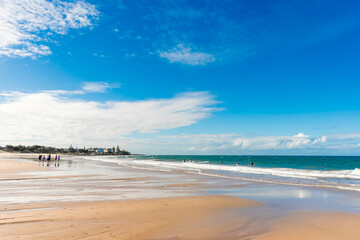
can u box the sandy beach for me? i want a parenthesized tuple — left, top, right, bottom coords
(1, 154, 360, 240)
(0, 153, 45, 174)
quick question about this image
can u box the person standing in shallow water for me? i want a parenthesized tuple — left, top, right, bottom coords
(57, 155, 61, 167)
(47, 154, 51, 167)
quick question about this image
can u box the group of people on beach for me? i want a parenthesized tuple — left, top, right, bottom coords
(38, 154, 61, 167)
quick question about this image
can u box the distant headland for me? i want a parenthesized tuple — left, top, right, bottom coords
(0, 145, 131, 155)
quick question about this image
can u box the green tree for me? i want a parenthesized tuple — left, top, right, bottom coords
(68, 144, 75, 153)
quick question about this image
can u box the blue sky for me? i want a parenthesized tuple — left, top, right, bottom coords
(0, 0, 360, 155)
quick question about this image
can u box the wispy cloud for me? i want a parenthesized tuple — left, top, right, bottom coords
(110, 1, 256, 63)
(159, 44, 215, 65)
(156, 133, 321, 152)
(82, 82, 121, 93)
(232, 133, 322, 150)
(325, 132, 360, 141)
(0, 0, 98, 58)
(108, 1, 359, 64)
(93, 53, 106, 58)
(127, 132, 360, 154)
(0, 90, 219, 146)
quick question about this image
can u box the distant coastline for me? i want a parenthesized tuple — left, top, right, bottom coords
(0, 144, 131, 156)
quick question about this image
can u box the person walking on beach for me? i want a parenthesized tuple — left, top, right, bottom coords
(56, 155, 61, 167)
(47, 154, 51, 166)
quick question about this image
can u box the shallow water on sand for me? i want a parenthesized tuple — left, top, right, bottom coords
(111, 155, 360, 192)
(1, 154, 360, 215)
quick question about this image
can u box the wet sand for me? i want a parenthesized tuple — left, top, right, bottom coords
(0, 196, 260, 240)
(1, 154, 360, 239)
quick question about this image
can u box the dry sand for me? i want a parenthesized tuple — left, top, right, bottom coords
(0, 159, 42, 174)
(255, 211, 360, 240)
(1, 154, 360, 240)
(0, 156, 48, 179)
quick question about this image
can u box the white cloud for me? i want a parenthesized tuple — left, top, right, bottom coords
(325, 132, 360, 141)
(161, 133, 317, 152)
(313, 136, 327, 144)
(159, 44, 215, 65)
(130, 132, 360, 154)
(0, 0, 98, 58)
(0, 90, 219, 146)
(82, 82, 120, 93)
(159, 132, 320, 152)
(93, 53, 106, 58)
(232, 133, 315, 150)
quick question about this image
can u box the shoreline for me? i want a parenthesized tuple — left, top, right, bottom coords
(1, 153, 360, 239)
(83, 154, 360, 193)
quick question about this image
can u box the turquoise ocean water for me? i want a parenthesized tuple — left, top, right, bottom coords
(84, 155, 360, 192)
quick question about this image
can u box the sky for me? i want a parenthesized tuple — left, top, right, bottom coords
(0, 0, 360, 155)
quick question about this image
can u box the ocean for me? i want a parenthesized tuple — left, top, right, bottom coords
(82, 155, 360, 192)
